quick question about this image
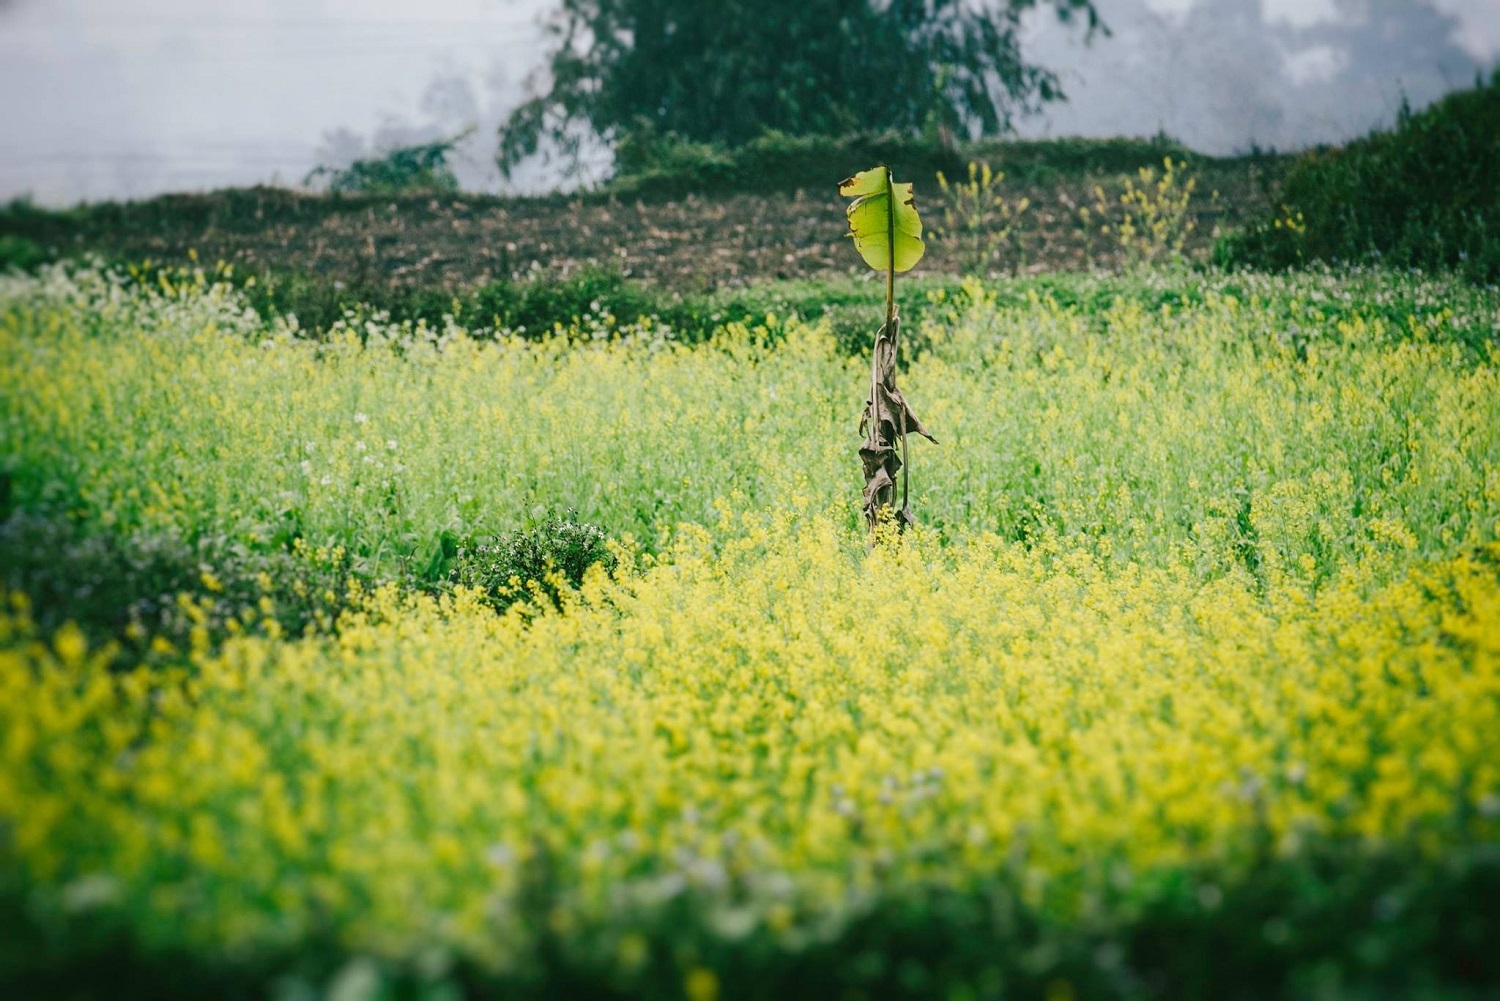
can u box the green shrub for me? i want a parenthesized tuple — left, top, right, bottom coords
(449, 513, 618, 613)
(471, 267, 682, 337)
(0, 512, 356, 663)
(202, 265, 658, 343)
(304, 132, 469, 195)
(238, 268, 460, 336)
(1218, 71, 1500, 283)
(0, 234, 50, 273)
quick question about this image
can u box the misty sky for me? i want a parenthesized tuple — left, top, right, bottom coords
(1, 0, 1496, 206)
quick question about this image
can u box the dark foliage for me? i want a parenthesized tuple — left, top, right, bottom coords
(305, 132, 469, 195)
(232, 264, 962, 356)
(1218, 70, 1500, 283)
(4, 841, 1498, 999)
(498, 0, 1103, 174)
(0, 512, 355, 663)
(608, 129, 1201, 200)
(0, 233, 51, 272)
(448, 513, 618, 613)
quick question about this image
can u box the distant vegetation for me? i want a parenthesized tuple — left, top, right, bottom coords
(304, 131, 470, 195)
(0, 131, 1284, 343)
(0, 233, 50, 272)
(497, 0, 1103, 174)
(605, 127, 1207, 200)
(2, 132, 1489, 361)
(8, 74, 1497, 350)
(126, 261, 972, 358)
(1220, 70, 1500, 283)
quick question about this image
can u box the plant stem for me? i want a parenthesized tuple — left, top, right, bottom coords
(870, 165, 897, 531)
(884, 166, 896, 337)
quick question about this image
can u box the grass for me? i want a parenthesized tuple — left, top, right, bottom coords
(2, 262, 1498, 997)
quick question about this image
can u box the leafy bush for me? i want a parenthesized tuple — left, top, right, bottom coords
(305, 131, 469, 195)
(1218, 71, 1500, 282)
(0, 234, 50, 273)
(0, 512, 355, 663)
(471, 267, 678, 337)
(449, 513, 618, 612)
(237, 267, 461, 336)
(243, 266, 711, 344)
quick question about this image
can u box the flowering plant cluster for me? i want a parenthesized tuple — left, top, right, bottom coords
(1, 265, 1497, 996)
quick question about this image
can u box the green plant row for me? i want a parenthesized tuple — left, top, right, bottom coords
(213, 262, 1500, 361)
(48, 255, 1487, 366)
(230, 266, 962, 356)
(609, 127, 1219, 201)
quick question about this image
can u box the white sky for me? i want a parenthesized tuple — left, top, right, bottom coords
(0, 0, 551, 203)
(1016, 0, 1499, 154)
(1145, 0, 1337, 23)
(1, 0, 1497, 205)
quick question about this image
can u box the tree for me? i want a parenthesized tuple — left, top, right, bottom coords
(498, 0, 1103, 174)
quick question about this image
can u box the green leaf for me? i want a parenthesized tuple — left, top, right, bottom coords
(839, 165, 925, 274)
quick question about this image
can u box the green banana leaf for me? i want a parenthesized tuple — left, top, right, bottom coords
(839, 165, 925, 274)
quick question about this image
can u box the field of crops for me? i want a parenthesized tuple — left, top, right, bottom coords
(3, 264, 1499, 998)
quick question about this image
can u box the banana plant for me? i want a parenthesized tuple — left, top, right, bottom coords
(840, 165, 937, 532)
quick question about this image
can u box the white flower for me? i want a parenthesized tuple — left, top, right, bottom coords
(354, 412, 368, 424)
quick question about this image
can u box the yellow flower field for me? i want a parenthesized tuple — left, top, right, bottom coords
(1, 265, 1498, 997)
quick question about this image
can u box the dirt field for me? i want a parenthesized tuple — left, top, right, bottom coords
(13, 158, 1286, 294)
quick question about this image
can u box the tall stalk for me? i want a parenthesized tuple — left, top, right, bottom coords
(840, 165, 936, 532)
